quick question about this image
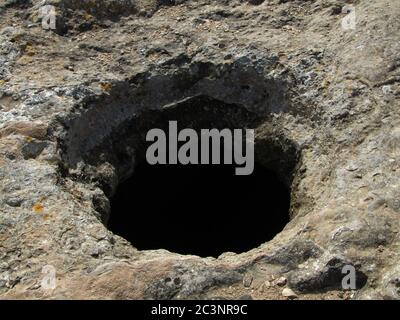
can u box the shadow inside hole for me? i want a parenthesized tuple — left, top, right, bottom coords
(108, 160, 290, 257)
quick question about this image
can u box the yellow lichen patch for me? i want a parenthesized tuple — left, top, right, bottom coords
(33, 203, 44, 213)
(24, 44, 37, 56)
(25, 136, 34, 143)
(0, 80, 5, 86)
(83, 12, 93, 21)
(100, 83, 112, 92)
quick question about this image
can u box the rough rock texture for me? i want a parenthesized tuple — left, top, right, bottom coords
(0, 0, 399, 299)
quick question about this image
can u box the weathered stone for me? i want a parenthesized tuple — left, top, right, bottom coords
(274, 277, 287, 287)
(282, 288, 297, 299)
(0, 0, 399, 300)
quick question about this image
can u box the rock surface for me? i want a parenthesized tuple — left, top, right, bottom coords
(0, 0, 399, 300)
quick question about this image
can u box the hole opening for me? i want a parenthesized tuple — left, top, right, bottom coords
(61, 95, 299, 257)
(108, 159, 291, 257)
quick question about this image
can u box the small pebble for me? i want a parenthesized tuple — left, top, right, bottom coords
(275, 277, 287, 287)
(282, 288, 297, 299)
(243, 274, 253, 288)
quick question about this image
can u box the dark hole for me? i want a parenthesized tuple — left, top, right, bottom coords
(108, 160, 290, 257)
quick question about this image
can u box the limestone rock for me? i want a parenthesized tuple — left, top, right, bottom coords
(0, 0, 399, 300)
